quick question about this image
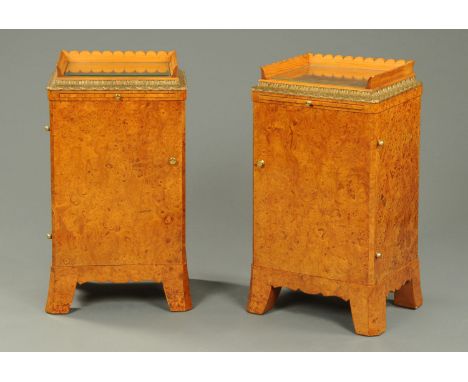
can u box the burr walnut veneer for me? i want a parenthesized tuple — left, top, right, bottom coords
(247, 53, 423, 336)
(45, 50, 192, 314)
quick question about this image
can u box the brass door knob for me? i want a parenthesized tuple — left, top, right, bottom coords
(375, 252, 382, 259)
(44, 125, 50, 132)
(305, 100, 313, 107)
(255, 160, 265, 168)
(47, 233, 52, 239)
(115, 94, 122, 101)
(168, 157, 178, 166)
(377, 139, 384, 147)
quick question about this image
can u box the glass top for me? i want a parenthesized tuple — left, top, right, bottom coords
(56, 50, 178, 79)
(270, 64, 387, 89)
(261, 53, 415, 90)
(64, 61, 172, 77)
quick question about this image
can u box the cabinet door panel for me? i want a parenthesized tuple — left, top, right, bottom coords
(253, 101, 371, 283)
(50, 99, 185, 266)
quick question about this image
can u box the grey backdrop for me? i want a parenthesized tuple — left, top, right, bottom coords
(0, 30, 467, 351)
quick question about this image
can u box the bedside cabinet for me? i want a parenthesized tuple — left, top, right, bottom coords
(45, 50, 192, 314)
(247, 53, 423, 336)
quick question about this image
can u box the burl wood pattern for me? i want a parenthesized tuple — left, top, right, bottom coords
(45, 90, 192, 314)
(248, 86, 423, 336)
(252, 97, 371, 284)
(372, 97, 421, 282)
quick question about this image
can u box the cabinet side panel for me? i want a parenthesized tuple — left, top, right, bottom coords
(374, 94, 421, 281)
(50, 98, 185, 267)
(253, 100, 372, 284)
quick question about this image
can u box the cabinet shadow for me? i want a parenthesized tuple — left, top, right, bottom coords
(72, 279, 393, 335)
(274, 290, 396, 333)
(75, 278, 249, 311)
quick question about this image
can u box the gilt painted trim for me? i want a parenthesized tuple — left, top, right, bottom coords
(253, 77, 420, 103)
(47, 70, 186, 91)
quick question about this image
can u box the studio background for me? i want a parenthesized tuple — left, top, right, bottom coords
(0, 30, 467, 351)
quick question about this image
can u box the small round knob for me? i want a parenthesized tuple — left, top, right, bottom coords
(44, 125, 50, 132)
(256, 160, 265, 168)
(115, 94, 122, 101)
(46, 233, 52, 239)
(377, 139, 384, 147)
(168, 157, 178, 166)
(375, 252, 382, 259)
(305, 101, 313, 107)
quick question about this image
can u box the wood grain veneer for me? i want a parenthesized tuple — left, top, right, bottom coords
(45, 50, 191, 314)
(247, 53, 423, 336)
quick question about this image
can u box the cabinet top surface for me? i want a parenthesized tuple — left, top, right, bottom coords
(48, 50, 186, 91)
(255, 52, 420, 103)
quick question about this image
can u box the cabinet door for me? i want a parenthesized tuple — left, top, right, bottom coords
(50, 97, 185, 267)
(253, 100, 371, 284)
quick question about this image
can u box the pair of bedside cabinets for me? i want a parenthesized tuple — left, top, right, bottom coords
(44, 50, 423, 336)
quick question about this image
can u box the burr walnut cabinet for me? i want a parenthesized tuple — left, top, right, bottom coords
(45, 50, 192, 314)
(247, 53, 423, 336)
